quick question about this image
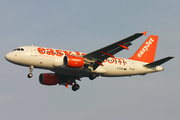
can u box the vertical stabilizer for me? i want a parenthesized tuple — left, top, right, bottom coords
(129, 35, 158, 63)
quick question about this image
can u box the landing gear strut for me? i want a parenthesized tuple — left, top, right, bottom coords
(27, 66, 33, 78)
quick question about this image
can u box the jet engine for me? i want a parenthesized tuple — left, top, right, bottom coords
(63, 55, 84, 68)
(39, 73, 59, 85)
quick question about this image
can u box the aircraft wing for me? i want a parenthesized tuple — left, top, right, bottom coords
(83, 31, 147, 70)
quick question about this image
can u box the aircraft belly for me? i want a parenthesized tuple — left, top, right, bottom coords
(54, 66, 91, 77)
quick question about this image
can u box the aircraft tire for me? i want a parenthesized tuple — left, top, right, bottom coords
(72, 84, 80, 91)
(27, 73, 33, 78)
(89, 73, 97, 80)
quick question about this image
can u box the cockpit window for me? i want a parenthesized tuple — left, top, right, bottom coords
(13, 48, 24, 51)
(13, 49, 18, 51)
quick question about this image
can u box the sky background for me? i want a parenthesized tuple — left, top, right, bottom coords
(1, 0, 180, 120)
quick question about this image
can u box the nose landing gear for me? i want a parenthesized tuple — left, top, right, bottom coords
(27, 66, 33, 78)
(27, 73, 33, 78)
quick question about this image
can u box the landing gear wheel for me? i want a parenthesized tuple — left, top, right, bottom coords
(27, 73, 33, 78)
(27, 66, 34, 78)
(72, 84, 80, 91)
(89, 73, 97, 80)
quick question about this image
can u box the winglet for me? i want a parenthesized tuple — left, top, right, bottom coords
(143, 31, 148, 36)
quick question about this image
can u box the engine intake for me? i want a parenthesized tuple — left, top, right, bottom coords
(64, 55, 84, 68)
(39, 73, 59, 85)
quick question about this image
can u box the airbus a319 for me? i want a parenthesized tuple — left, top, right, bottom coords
(5, 31, 174, 91)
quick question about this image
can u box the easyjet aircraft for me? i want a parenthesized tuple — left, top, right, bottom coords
(5, 31, 174, 91)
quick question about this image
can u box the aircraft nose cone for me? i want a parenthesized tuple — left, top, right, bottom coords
(5, 53, 12, 61)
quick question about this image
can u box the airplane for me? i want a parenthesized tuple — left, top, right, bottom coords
(5, 31, 174, 91)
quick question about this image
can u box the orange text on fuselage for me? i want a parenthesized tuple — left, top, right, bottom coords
(104, 57, 126, 65)
(37, 47, 86, 56)
(37, 47, 125, 65)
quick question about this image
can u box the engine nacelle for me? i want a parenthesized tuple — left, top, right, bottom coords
(39, 73, 59, 85)
(63, 55, 84, 68)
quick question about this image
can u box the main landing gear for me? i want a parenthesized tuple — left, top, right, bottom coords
(27, 66, 33, 78)
(71, 73, 97, 91)
(66, 78, 80, 91)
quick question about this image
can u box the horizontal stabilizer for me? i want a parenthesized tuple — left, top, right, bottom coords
(144, 56, 174, 68)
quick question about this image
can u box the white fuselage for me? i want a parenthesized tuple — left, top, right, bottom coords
(5, 46, 163, 78)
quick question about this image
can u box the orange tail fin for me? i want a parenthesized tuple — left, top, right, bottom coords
(129, 35, 158, 63)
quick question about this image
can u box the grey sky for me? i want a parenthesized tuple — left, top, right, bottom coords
(1, 0, 180, 120)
